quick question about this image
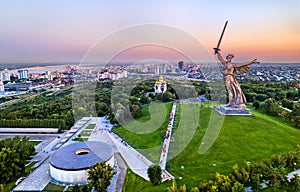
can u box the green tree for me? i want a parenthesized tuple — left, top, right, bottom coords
(130, 104, 141, 118)
(163, 91, 174, 102)
(252, 100, 260, 109)
(265, 166, 287, 190)
(71, 184, 90, 192)
(87, 162, 116, 192)
(147, 164, 162, 185)
(286, 174, 300, 192)
(96, 102, 108, 117)
(263, 98, 280, 116)
(230, 164, 249, 185)
(215, 172, 232, 192)
(282, 98, 293, 110)
(178, 184, 186, 192)
(190, 187, 199, 192)
(231, 181, 245, 192)
(0, 147, 20, 185)
(167, 179, 177, 192)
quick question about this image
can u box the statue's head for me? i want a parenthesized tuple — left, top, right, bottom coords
(226, 54, 234, 60)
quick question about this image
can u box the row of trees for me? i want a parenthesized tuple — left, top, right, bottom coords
(0, 79, 297, 130)
(241, 81, 299, 102)
(0, 136, 35, 186)
(0, 119, 66, 129)
(254, 98, 300, 128)
(205, 80, 299, 103)
(0, 88, 74, 129)
(166, 146, 300, 192)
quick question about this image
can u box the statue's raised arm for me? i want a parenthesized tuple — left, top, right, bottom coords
(234, 59, 260, 68)
(216, 51, 226, 65)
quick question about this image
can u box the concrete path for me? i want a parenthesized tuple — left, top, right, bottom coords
(114, 153, 127, 192)
(89, 117, 156, 181)
(158, 102, 176, 181)
(13, 159, 51, 191)
(108, 130, 153, 180)
(91, 116, 175, 182)
(159, 102, 176, 169)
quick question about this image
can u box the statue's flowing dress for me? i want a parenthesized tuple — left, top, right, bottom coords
(224, 64, 249, 107)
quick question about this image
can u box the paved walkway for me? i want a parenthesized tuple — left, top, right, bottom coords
(89, 117, 152, 180)
(159, 102, 176, 169)
(158, 102, 176, 181)
(114, 153, 127, 192)
(89, 117, 174, 182)
(13, 159, 51, 191)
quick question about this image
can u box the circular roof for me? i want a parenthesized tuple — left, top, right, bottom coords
(50, 141, 113, 171)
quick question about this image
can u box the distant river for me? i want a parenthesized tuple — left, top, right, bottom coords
(9, 65, 68, 74)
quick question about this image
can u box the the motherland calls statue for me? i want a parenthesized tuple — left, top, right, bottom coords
(214, 21, 260, 110)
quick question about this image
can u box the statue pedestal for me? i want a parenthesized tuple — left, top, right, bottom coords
(213, 106, 253, 116)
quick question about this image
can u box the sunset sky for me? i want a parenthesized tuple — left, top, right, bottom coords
(0, 0, 299, 63)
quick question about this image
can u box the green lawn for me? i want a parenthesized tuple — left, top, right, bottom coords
(85, 124, 96, 130)
(113, 102, 173, 161)
(73, 137, 88, 142)
(119, 103, 300, 191)
(122, 169, 173, 192)
(43, 182, 66, 191)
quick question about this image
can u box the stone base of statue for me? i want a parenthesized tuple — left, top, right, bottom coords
(213, 105, 253, 116)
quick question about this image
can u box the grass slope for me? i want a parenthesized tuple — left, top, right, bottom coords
(120, 103, 300, 191)
(113, 102, 173, 149)
(169, 107, 300, 189)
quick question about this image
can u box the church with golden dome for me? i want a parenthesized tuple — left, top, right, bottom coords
(154, 75, 167, 94)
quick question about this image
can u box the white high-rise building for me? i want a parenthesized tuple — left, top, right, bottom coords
(161, 63, 166, 74)
(155, 65, 160, 75)
(46, 71, 53, 80)
(18, 69, 29, 79)
(0, 80, 4, 92)
(1, 68, 10, 81)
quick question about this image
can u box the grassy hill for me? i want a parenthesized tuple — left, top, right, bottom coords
(115, 103, 300, 191)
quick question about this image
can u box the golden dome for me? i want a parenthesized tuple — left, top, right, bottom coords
(155, 80, 161, 84)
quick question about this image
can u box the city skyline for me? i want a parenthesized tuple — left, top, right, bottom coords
(0, 0, 299, 63)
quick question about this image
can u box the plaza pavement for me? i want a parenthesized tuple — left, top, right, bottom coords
(13, 117, 93, 191)
(89, 115, 175, 182)
(88, 117, 152, 180)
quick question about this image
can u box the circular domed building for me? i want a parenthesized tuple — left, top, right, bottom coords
(49, 141, 114, 185)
